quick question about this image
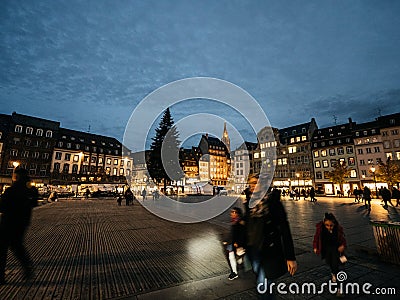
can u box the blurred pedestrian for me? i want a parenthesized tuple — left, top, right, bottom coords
(125, 188, 134, 206)
(0, 168, 38, 285)
(244, 175, 297, 299)
(310, 187, 317, 202)
(363, 186, 372, 214)
(353, 187, 359, 202)
(313, 212, 347, 285)
(393, 187, 400, 207)
(380, 187, 393, 208)
(223, 207, 246, 280)
(117, 195, 123, 206)
(141, 189, 147, 201)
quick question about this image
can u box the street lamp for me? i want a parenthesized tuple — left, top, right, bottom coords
(12, 161, 20, 168)
(296, 173, 300, 188)
(370, 166, 378, 199)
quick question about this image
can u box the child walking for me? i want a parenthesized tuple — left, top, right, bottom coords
(313, 213, 346, 283)
(223, 207, 246, 280)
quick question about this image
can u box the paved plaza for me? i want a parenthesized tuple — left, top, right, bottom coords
(0, 194, 399, 299)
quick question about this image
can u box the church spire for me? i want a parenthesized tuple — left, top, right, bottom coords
(221, 122, 230, 152)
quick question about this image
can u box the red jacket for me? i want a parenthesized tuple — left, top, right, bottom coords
(313, 221, 346, 255)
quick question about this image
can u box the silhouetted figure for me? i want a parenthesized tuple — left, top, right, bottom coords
(117, 195, 123, 206)
(393, 187, 400, 207)
(125, 188, 134, 206)
(363, 186, 372, 214)
(141, 189, 147, 201)
(353, 187, 359, 202)
(380, 187, 393, 208)
(0, 168, 38, 284)
(310, 187, 317, 202)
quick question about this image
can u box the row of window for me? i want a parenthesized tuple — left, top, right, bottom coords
(314, 157, 355, 168)
(10, 149, 50, 159)
(283, 128, 307, 136)
(53, 163, 131, 176)
(313, 138, 352, 148)
(359, 158, 381, 166)
(13, 138, 51, 148)
(260, 141, 278, 148)
(357, 147, 381, 154)
(54, 152, 131, 167)
(57, 142, 119, 155)
(60, 135, 120, 148)
(289, 136, 307, 143)
(313, 146, 353, 157)
(15, 125, 53, 137)
(316, 169, 357, 179)
(382, 129, 399, 136)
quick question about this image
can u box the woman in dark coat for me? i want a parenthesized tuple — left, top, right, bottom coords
(244, 175, 297, 298)
(0, 168, 38, 284)
(313, 212, 346, 283)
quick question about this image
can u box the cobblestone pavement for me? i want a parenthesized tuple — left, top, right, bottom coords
(0, 195, 399, 300)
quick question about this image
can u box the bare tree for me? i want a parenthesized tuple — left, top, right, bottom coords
(326, 161, 351, 196)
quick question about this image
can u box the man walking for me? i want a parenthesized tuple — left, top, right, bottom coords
(0, 168, 38, 284)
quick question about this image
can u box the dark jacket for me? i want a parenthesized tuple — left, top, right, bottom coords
(231, 220, 246, 248)
(245, 189, 296, 279)
(313, 221, 346, 257)
(0, 183, 38, 231)
(380, 188, 391, 201)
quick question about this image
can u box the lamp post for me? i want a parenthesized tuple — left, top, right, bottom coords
(370, 166, 378, 199)
(296, 173, 300, 188)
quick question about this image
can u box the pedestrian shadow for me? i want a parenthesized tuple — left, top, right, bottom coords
(387, 206, 400, 222)
(339, 202, 358, 207)
(356, 205, 369, 213)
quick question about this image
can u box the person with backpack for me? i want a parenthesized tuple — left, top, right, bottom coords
(243, 175, 297, 298)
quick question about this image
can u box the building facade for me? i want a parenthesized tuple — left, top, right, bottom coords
(197, 134, 230, 186)
(311, 119, 359, 195)
(273, 119, 317, 190)
(0, 112, 60, 191)
(353, 121, 386, 192)
(50, 128, 133, 192)
(231, 141, 258, 193)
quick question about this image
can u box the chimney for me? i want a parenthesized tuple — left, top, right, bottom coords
(348, 117, 352, 124)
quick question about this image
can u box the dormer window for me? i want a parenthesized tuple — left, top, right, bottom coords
(26, 127, 33, 135)
(15, 125, 23, 133)
(36, 129, 43, 136)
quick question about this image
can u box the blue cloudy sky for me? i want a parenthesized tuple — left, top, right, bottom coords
(1, 0, 400, 149)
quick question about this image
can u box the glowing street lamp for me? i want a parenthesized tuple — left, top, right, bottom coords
(12, 161, 20, 168)
(296, 173, 300, 187)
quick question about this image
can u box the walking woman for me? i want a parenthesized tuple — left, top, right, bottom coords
(313, 213, 346, 283)
(0, 168, 38, 284)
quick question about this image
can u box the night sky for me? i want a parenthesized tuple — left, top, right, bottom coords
(1, 0, 400, 149)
